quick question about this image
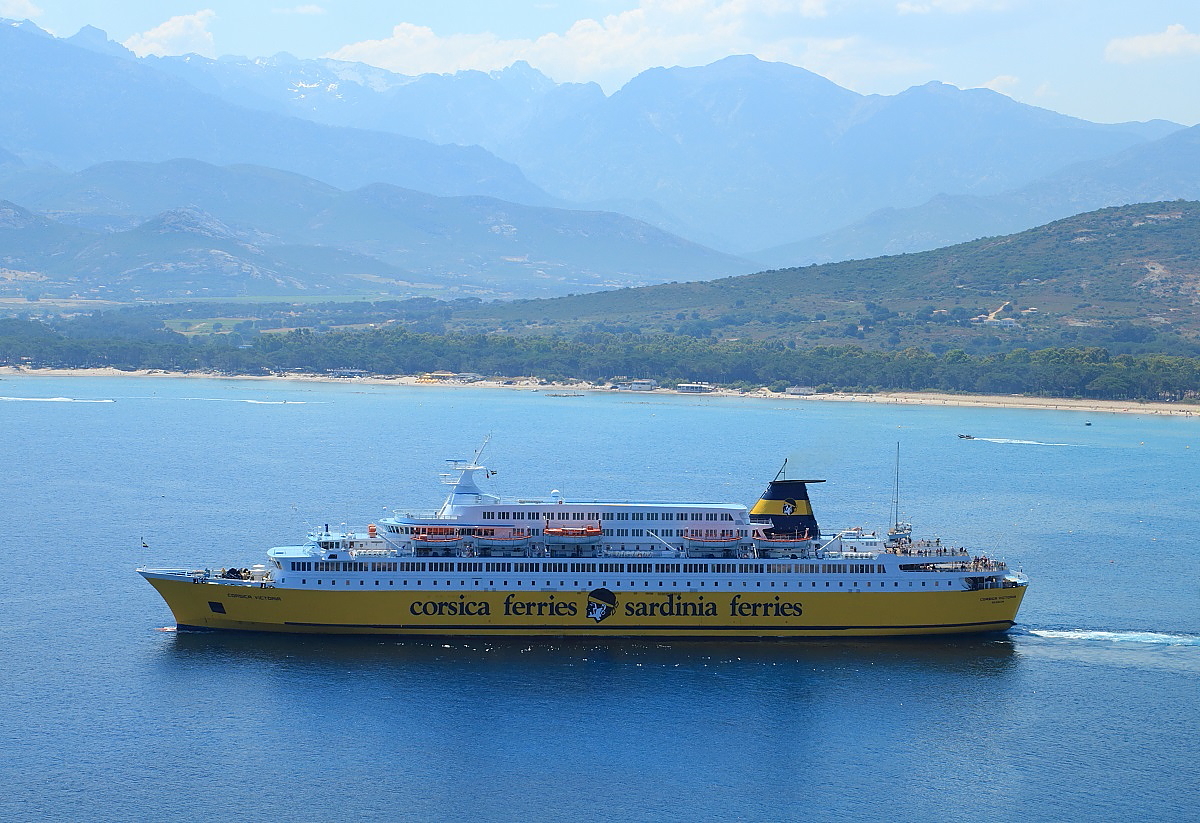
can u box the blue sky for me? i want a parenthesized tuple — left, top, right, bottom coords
(8, 1, 1200, 125)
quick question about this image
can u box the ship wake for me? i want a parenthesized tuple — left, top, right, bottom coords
(1, 395, 115, 403)
(178, 397, 311, 404)
(972, 438, 1074, 446)
(1023, 628, 1200, 646)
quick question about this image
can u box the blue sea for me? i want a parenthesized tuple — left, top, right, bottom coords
(2, 376, 1197, 822)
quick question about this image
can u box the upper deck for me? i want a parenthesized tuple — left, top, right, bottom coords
(145, 545, 1024, 599)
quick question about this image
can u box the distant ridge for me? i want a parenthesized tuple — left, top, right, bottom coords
(457, 200, 1200, 347)
(759, 124, 1200, 267)
(0, 159, 751, 299)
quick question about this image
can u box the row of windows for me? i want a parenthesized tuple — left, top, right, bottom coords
(603, 528, 742, 538)
(477, 510, 739, 523)
(291, 560, 887, 575)
(482, 511, 600, 521)
(292, 561, 380, 572)
(444, 561, 561, 572)
(610, 512, 736, 522)
(288, 577, 949, 589)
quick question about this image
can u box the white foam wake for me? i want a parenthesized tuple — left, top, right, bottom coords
(1027, 629, 1200, 646)
(0, 396, 115, 403)
(178, 397, 307, 404)
(974, 438, 1072, 446)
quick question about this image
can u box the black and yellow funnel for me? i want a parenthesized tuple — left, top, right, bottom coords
(750, 462, 824, 538)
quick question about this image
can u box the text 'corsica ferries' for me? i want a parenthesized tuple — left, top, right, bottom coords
(139, 456, 1028, 637)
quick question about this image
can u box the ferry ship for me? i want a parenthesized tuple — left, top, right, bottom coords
(139, 454, 1028, 637)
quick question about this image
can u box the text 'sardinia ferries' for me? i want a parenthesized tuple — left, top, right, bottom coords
(139, 456, 1028, 637)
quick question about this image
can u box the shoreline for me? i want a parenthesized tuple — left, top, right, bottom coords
(2, 366, 1197, 416)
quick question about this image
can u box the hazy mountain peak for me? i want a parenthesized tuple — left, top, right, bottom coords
(4, 18, 50, 38)
(693, 55, 848, 87)
(260, 51, 300, 65)
(914, 79, 957, 91)
(1109, 119, 1189, 141)
(613, 54, 859, 110)
(876, 78, 1090, 128)
(66, 25, 135, 60)
(708, 53, 830, 79)
(489, 60, 555, 91)
(895, 79, 1000, 103)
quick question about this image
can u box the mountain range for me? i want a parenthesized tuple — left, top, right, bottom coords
(0, 18, 1198, 297)
(0, 159, 748, 299)
(126, 44, 1188, 254)
(0, 21, 549, 206)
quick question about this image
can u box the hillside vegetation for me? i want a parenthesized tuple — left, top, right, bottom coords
(3, 312, 1200, 403)
(453, 201, 1200, 355)
(3, 201, 1200, 401)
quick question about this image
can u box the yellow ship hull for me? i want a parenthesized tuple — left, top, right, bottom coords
(144, 576, 1026, 637)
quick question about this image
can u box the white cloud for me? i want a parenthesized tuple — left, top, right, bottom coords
(978, 74, 1019, 94)
(327, 0, 892, 90)
(1105, 23, 1200, 63)
(123, 10, 217, 58)
(273, 4, 325, 15)
(0, 0, 42, 18)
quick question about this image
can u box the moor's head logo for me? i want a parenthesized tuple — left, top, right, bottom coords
(586, 588, 617, 623)
(782, 499, 796, 515)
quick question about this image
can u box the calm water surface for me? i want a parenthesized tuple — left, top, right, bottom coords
(1, 376, 1196, 821)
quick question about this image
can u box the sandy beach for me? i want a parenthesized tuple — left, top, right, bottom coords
(2, 366, 1197, 416)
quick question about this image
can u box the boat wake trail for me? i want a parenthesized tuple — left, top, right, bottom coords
(0, 395, 115, 403)
(179, 397, 309, 405)
(973, 438, 1073, 446)
(1024, 628, 1200, 646)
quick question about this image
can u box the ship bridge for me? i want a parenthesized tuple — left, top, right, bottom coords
(438, 461, 501, 511)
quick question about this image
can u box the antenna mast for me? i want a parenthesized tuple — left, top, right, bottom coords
(473, 434, 492, 466)
(774, 458, 788, 481)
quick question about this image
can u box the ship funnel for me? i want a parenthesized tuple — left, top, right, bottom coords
(750, 463, 823, 537)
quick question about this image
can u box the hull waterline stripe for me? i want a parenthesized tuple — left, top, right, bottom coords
(276, 619, 1016, 632)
